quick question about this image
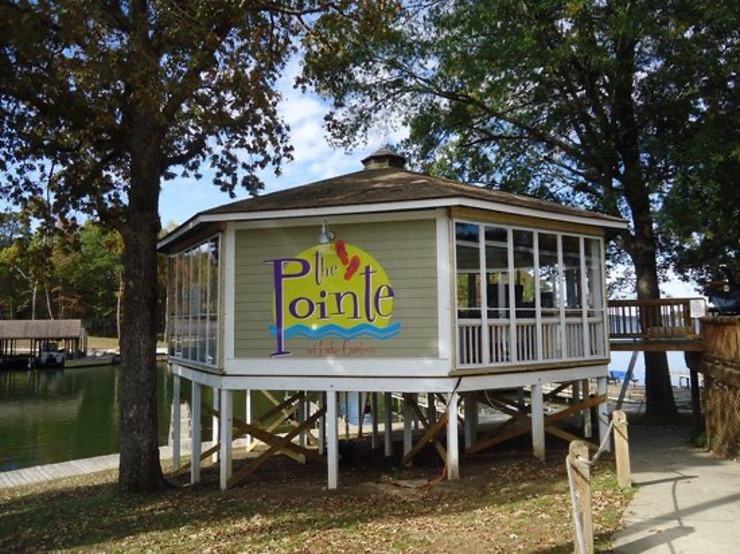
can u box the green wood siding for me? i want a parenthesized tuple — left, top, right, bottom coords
(233, 219, 439, 359)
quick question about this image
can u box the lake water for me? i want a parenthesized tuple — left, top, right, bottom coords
(0, 352, 693, 473)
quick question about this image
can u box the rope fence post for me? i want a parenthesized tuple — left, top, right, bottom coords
(613, 410, 632, 488)
(567, 440, 594, 554)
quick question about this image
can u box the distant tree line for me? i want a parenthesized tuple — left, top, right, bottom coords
(0, 213, 167, 337)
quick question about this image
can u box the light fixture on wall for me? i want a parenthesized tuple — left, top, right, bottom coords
(318, 220, 335, 244)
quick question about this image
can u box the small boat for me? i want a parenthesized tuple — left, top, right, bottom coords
(65, 353, 120, 368)
(37, 343, 65, 368)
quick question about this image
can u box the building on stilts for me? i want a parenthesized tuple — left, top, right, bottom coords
(157, 148, 628, 490)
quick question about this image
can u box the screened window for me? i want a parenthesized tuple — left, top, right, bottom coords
(454, 221, 607, 367)
(168, 235, 220, 366)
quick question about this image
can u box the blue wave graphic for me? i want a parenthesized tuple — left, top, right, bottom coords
(269, 322, 401, 340)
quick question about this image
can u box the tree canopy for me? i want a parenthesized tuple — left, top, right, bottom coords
(303, 0, 738, 420)
(1, 0, 385, 491)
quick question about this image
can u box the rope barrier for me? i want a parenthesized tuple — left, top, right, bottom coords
(587, 416, 615, 466)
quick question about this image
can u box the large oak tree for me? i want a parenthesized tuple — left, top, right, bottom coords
(0, 0, 381, 491)
(303, 0, 738, 421)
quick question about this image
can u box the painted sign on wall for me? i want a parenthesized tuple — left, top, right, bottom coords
(265, 239, 401, 357)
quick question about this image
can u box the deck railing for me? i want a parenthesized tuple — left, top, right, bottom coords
(457, 317, 606, 368)
(607, 298, 702, 342)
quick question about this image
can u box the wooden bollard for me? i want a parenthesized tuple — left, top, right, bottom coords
(613, 410, 632, 489)
(569, 440, 593, 554)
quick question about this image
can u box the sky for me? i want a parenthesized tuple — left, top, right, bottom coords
(159, 58, 407, 228)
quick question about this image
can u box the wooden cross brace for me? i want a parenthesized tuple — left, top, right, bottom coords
(400, 394, 449, 467)
(466, 394, 605, 455)
(172, 397, 325, 480)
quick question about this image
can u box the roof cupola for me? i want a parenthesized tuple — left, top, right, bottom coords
(361, 147, 406, 170)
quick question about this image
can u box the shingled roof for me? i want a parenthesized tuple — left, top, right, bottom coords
(205, 168, 622, 220)
(160, 160, 626, 252)
(0, 319, 85, 340)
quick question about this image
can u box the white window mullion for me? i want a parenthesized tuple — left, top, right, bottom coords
(556, 234, 566, 359)
(205, 244, 211, 364)
(507, 228, 516, 363)
(579, 237, 590, 357)
(478, 224, 490, 365)
(597, 237, 608, 356)
(534, 232, 543, 360)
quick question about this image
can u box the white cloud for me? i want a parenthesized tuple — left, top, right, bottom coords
(160, 54, 409, 225)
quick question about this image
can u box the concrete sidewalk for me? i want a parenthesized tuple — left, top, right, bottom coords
(611, 425, 740, 553)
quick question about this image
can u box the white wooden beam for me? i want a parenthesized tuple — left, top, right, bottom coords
(531, 383, 545, 462)
(211, 387, 220, 464)
(327, 391, 338, 489)
(219, 389, 233, 490)
(191, 381, 202, 484)
(447, 390, 460, 480)
(172, 373, 181, 469)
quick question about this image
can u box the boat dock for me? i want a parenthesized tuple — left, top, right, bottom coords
(0, 454, 120, 488)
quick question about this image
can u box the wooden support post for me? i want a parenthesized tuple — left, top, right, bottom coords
(427, 392, 436, 424)
(172, 373, 181, 469)
(464, 391, 477, 449)
(596, 377, 610, 452)
(571, 380, 582, 428)
(318, 392, 326, 456)
(582, 379, 592, 438)
(403, 393, 413, 458)
(531, 383, 545, 462)
(219, 389, 233, 490)
(568, 440, 593, 554)
(613, 410, 632, 489)
(344, 392, 350, 440)
(371, 393, 379, 450)
(685, 351, 703, 424)
(616, 351, 639, 410)
(384, 392, 393, 457)
(327, 390, 338, 490)
(356, 392, 365, 439)
(447, 390, 460, 480)
(298, 392, 306, 449)
(191, 381, 202, 484)
(245, 389, 252, 447)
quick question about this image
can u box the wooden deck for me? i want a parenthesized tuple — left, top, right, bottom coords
(0, 453, 120, 488)
(0, 443, 203, 489)
(608, 298, 705, 352)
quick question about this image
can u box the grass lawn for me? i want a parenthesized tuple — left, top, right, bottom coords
(0, 445, 632, 553)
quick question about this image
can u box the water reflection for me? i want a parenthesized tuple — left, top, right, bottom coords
(0, 364, 172, 472)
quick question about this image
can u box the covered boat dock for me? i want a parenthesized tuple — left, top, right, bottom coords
(0, 320, 88, 368)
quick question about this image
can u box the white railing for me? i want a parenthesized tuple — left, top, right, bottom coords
(458, 320, 483, 365)
(515, 320, 537, 362)
(457, 317, 607, 368)
(490, 320, 511, 363)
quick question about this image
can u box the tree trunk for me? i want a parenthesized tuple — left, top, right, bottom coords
(118, 120, 164, 492)
(622, 188, 678, 422)
(44, 284, 53, 319)
(632, 248, 679, 422)
(31, 282, 37, 320)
